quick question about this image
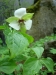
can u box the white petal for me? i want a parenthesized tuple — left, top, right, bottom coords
(9, 21, 20, 30)
(24, 20, 32, 30)
(14, 8, 26, 18)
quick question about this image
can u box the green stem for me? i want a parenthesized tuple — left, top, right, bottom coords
(20, 23, 26, 33)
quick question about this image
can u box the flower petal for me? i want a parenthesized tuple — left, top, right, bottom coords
(24, 20, 32, 30)
(14, 8, 26, 18)
(9, 21, 20, 30)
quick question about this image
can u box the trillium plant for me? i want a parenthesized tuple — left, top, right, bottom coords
(0, 8, 55, 75)
(6, 8, 34, 32)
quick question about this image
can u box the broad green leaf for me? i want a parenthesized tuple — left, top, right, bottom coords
(0, 46, 9, 55)
(41, 57, 54, 73)
(23, 57, 42, 75)
(22, 13, 34, 20)
(32, 47, 44, 58)
(6, 16, 19, 23)
(0, 61, 17, 74)
(3, 24, 11, 37)
(6, 31, 29, 58)
(50, 48, 56, 54)
(21, 32, 34, 43)
(0, 46, 9, 61)
(0, 55, 9, 61)
(14, 55, 26, 62)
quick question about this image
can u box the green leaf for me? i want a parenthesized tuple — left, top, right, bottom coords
(6, 16, 19, 23)
(32, 47, 44, 58)
(0, 55, 9, 61)
(41, 57, 54, 73)
(22, 13, 34, 20)
(0, 46, 9, 55)
(14, 55, 26, 62)
(23, 57, 42, 75)
(6, 31, 29, 58)
(3, 24, 11, 37)
(50, 48, 56, 54)
(0, 25, 5, 30)
(21, 32, 34, 43)
(16, 64, 23, 71)
(0, 46, 9, 61)
(0, 61, 17, 74)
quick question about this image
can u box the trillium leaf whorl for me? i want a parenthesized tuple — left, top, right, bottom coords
(6, 17, 19, 23)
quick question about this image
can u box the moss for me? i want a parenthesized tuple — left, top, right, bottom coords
(27, 0, 41, 13)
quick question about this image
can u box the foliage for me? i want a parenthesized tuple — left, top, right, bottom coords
(33, 34, 56, 47)
(0, 7, 56, 75)
(50, 48, 56, 54)
(0, 29, 55, 75)
(0, 23, 56, 75)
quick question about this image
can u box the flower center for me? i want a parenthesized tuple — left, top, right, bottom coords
(18, 19, 24, 24)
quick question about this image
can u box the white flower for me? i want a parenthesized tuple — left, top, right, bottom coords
(9, 8, 32, 30)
